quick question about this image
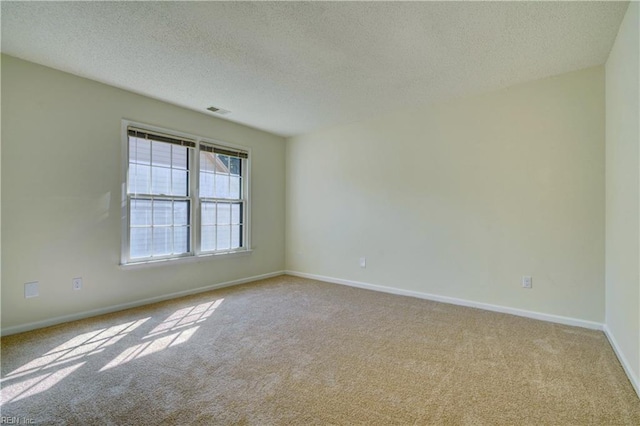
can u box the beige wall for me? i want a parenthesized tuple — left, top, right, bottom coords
(287, 66, 605, 323)
(605, 1, 640, 392)
(1, 55, 286, 332)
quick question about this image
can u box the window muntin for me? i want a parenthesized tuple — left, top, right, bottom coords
(122, 124, 249, 265)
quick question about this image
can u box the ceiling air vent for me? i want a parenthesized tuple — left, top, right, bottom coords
(207, 106, 231, 115)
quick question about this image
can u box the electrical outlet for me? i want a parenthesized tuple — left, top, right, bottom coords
(522, 275, 532, 289)
(359, 257, 366, 268)
(25, 281, 39, 298)
(72, 277, 83, 291)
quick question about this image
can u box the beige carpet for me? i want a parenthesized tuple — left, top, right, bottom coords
(1, 275, 639, 425)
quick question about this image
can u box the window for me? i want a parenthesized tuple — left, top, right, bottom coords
(199, 144, 247, 252)
(122, 123, 250, 265)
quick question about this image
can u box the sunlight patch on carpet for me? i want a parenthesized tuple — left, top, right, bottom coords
(100, 326, 199, 371)
(1, 362, 85, 403)
(146, 299, 224, 338)
(2, 318, 150, 380)
(100, 298, 223, 371)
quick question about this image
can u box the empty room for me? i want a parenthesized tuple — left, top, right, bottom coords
(1, 1, 639, 424)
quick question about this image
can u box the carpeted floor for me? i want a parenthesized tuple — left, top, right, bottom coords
(1, 275, 639, 425)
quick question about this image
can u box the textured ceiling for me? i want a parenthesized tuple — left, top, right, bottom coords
(0, 1, 629, 137)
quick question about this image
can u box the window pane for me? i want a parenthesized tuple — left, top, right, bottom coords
(230, 176, 241, 199)
(200, 172, 214, 198)
(174, 226, 189, 254)
(172, 169, 188, 196)
(229, 157, 241, 176)
(173, 146, 188, 170)
(200, 152, 215, 173)
(231, 203, 241, 225)
(174, 201, 189, 226)
(130, 228, 152, 259)
(153, 200, 172, 226)
(201, 225, 215, 251)
(151, 166, 171, 195)
(152, 227, 172, 256)
(152, 141, 172, 167)
(216, 226, 231, 250)
(215, 174, 230, 198)
(231, 225, 241, 248)
(129, 164, 150, 194)
(201, 202, 216, 225)
(217, 203, 231, 225)
(131, 199, 152, 226)
(216, 154, 230, 172)
(129, 137, 151, 164)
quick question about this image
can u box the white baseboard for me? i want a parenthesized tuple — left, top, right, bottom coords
(285, 270, 604, 330)
(603, 325, 640, 399)
(1, 270, 285, 336)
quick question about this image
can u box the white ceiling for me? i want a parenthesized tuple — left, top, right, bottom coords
(1, 1, 629, 137)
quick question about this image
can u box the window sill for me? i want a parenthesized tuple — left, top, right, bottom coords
(119, 249, 253, 270)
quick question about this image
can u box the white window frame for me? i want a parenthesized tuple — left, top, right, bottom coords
(120, 120, 251, 266)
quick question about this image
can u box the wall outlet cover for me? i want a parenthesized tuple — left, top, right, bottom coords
(72, 277, 83, 291)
